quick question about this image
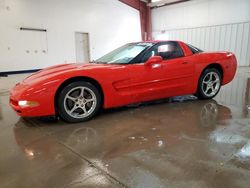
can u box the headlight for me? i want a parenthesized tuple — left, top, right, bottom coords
(18, 100, 39, 107)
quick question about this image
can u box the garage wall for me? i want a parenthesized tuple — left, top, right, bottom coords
(215, 73, 247, 109)
(153, 22, 250, 67)
(152, 0, 250, 66)
(0, 0, 141, 72)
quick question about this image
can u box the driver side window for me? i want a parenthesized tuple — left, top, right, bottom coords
(141, 42, 184, 62)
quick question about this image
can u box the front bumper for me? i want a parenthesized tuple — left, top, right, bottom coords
(9, 98, 41, 117)
(9, 83, 56, 117)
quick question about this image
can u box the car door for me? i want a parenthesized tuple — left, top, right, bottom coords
(127, 41, 195, 102)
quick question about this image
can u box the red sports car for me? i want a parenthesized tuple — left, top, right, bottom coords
(10, 41, 237, 122)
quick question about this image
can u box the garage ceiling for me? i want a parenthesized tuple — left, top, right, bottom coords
(147, 0, 191, 7)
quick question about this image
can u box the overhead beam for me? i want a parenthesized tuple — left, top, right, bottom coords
(119, 0, 140, 10)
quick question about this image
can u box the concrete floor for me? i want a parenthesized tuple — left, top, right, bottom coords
(1, 68, 250, 188)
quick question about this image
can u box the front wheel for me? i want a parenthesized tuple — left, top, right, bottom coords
(197, 68, 221, 99)
(57, 81, 102, 123)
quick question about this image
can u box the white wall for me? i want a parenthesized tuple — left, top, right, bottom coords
(152, 0, 250, 31)
(0, 0, 141, 72)
(152, 0, 250, 66)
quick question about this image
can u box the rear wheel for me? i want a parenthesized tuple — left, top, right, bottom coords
(57, 81, 101, 123)
(197, 68, 221, 99)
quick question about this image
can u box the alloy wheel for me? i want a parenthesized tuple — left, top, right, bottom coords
(202, 72, 220, 97)
(63, 86, 97, 119)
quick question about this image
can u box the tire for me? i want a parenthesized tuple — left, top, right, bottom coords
(57, 81, 102, 123)
(197, 68, 221, 100)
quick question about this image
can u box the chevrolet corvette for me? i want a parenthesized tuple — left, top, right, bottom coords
(10, 41, 237, 122)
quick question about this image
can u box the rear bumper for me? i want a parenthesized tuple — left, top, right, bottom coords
(222, 53, 237, 85)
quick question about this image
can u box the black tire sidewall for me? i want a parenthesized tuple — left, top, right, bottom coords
(57, 81, 102, 123)
(197, 68, 221, 99)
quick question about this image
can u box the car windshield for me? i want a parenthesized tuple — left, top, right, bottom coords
(94, 42, 154, 64)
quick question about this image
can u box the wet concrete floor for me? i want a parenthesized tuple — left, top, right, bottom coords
(1, 68, 250, 188)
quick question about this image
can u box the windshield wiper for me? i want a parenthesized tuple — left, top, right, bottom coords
(90, 60, 107, 64)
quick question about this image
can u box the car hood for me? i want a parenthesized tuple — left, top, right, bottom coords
(22, 63, 112, 84)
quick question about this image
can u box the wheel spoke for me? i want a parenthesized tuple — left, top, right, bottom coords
(86, 98, 95, 103)
(66, 95, 77, 102)
(79, 88, 84, 97)
(212, 79, 219, 84)
(81, 105, 87, 114)
(211, 84, 215, 90)
(70, 105, 78, 114)
(205, 86, 210, 94)
(203, 82, 208, 88)
(210, 86, 215, 94)
(208, 73, 213, 82)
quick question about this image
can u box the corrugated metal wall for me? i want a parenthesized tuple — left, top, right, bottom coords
(153, 22, 250, 66)
(215, 73, 247, 108)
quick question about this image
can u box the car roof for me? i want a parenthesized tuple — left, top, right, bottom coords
(134, 40, 183, 44)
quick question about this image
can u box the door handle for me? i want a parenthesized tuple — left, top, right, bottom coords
(182, 62, 189, 64)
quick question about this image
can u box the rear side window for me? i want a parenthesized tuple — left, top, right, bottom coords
(186, 44, 203, 54)
(141, 41, 184, 62)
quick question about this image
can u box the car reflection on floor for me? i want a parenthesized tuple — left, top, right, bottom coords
(13, 98, 231, 160)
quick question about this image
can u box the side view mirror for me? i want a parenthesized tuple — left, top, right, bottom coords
(145, 56, 163, 66)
